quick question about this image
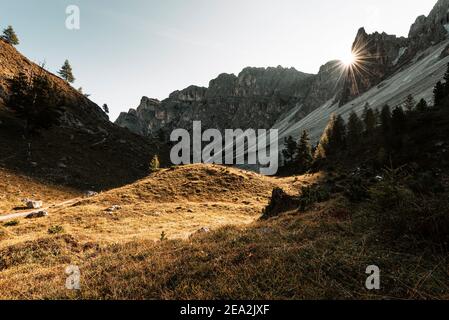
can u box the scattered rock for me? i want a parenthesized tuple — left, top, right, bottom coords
(26, 210, 48, 219)
(190, 227, 211, 238)
(24, 199, 43, 209)
(261, 188, 301, 220)
(197, 227, 210, 234)
(105, 205, 121, 212)
(84, 191, 98, 198)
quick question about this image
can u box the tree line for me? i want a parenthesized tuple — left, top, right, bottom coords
(283, 63, 449, 174)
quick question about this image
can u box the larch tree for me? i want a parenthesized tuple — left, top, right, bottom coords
(2, 25, 19, 45)
(58, 60, 75, 83)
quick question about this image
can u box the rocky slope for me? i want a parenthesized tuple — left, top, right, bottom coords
(116, 65, 344, 137)
(117, 0, 449, 151)
(340, 0, 449, 104)
(0, 39, 166, 190)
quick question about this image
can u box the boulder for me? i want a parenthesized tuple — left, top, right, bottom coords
(105, 205, 121, 212)
(25, 200, 43, 209)
(26, 210, 48, 219)
(261, 188, 301, 220)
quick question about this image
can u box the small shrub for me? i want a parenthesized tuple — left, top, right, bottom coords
(298, 185, 331, 212)
(344, 177, 370, 203)
(358, 167, 449, 249)
(48, 225, 64, 235)
(149, 155, 160, 173)
(3, 220, 19, 227)
(407, 171, 445, 195)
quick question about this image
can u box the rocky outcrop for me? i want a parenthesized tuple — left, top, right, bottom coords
(340, 28, 408, 104)
(340, 0, 449, 104)
(117, 0, 449, 141)
(116, 66, 316, 137)
(408, 0, 449, 56)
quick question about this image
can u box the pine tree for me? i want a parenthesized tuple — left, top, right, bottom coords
(434, 81, 445, 106)
(404, 94, 415, 112)
(295, 130, 313, 173)
(58, 60, 75, 83)
(362, 104, 377, 134)
(316, 114, 346, 159)
(444, 63, 449, 94)
(7, 72, 61, 135)
(149, 155, 160, 172)
(391, 106, 407, 135)
(347, 111, 364, 148)
(380, 104, 392, 135)
(328, 114, 346, 154)
(102, 104, 109, 114)
(416, 98, 428, 112)
(2, 26, 19, 45)
(282, 136, 297, 166)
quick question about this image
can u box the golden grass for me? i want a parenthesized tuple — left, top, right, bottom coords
(0, 164, 319, 248)
(0, 168, 81, 213)
(2, 164, 446, 300)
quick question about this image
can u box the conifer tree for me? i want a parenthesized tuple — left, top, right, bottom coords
(295, 130, 313, 173)
(444, 62, 449, 94)
(380, 104, 392, 135)
(316, 114, 346, 159)
(7, 72, 61, 135)
(404, 94, 415, 112)
(434, 81, 445, 106)
(416, 98, 428, 112)
(392, 106, 407, 135)
(362, 104, 377, 134)
(102, 104, 109, 114)
(282, 136, 297, 166)
(58, 60, 75, 83)
(2, 25, 19, 45)
(347, 111, 364, 148)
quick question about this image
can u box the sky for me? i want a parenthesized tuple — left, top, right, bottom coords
(1, 0, 437, 121)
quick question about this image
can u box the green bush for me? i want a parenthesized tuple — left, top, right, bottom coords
(359, 168, 449, 249)
(3, 220, 19, 227)
(48, 225, 64, 235)
(344, 177, 370, 203)
(298, 185, 331, 212)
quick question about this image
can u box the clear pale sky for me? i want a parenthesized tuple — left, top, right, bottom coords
(1, 0, 436, 120)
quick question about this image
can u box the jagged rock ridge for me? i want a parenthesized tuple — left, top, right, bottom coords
(116, 65, 344, 137)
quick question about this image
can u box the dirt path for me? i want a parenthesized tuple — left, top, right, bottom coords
(0, 198, 82, 222)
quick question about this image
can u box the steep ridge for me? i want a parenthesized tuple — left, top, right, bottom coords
(117, 0, 449, 161)
(0, 39, 166, 190)
(115, 65, 343, 137)
(269, 0, 449, 154)
(275, 39, 449, 146)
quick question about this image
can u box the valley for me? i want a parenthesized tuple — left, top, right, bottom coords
(1, 0, 449, 302)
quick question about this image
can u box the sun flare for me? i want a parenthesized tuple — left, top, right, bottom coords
(341, 52, 356, 67)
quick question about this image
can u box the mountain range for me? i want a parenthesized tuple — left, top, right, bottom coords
(116, 0, 449, 147)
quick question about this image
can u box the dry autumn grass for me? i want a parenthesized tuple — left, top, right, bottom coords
(0, 164, 448, 300)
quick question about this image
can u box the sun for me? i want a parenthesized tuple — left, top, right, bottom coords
(341, 51, 356, 67)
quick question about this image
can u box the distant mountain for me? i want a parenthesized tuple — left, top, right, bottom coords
(116, 64, 343, 138)
(275, 0, 449, 146)
(116, 0, 449, 154)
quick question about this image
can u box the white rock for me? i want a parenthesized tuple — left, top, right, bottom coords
(84, 191, 98, 197)
(25, 200, 43, 209)
(105, 205, 121, 212)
